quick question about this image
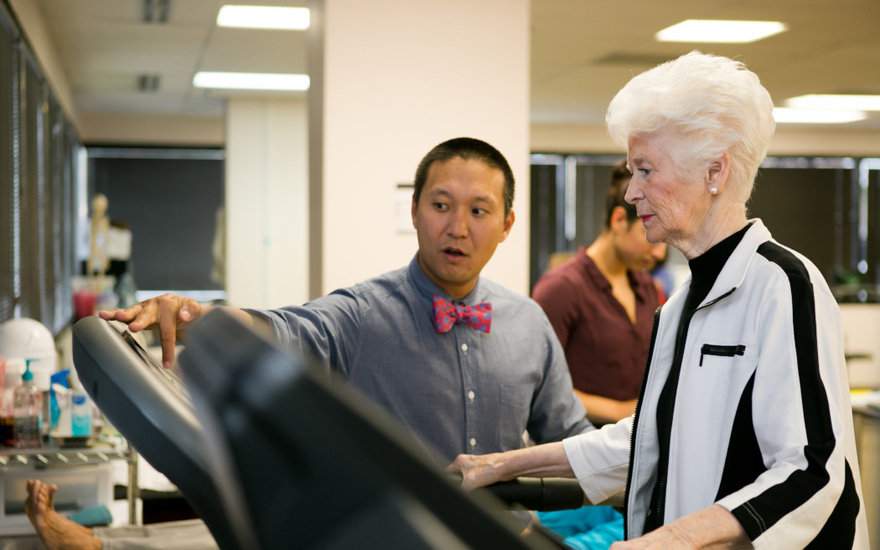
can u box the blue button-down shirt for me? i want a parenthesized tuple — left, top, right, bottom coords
(251, 255, 592, 462)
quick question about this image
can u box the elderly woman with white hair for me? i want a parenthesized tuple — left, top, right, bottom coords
(450, 51, 869, 549)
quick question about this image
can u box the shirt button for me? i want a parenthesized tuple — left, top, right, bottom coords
(469, 438, 477, 447)
(468, 390, 475, 401)
(461, 343, 468, 352)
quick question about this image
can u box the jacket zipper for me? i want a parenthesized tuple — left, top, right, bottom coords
(635, 287, 737, 537)
(623, 306, 662, 540)
(647, 309, 695, 532)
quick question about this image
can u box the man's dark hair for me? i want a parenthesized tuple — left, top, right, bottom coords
(413, 137, 515, 217)
(603, 159, 638, 228)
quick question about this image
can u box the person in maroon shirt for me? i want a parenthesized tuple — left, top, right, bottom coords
(532, 161, 666, 426)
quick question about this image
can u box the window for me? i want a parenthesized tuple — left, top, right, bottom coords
(0, 9, 16, 324)
(530, 153, 878, 292)
(87, 148, 225, 296)
(0, 3, 80, 334)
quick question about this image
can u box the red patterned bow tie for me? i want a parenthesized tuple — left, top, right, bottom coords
(432, 295, 492, 334)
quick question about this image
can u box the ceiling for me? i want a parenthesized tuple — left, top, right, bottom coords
(29, 0, 880, 130)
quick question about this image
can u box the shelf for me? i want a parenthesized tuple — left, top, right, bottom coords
(0, 442, 130, 469)
(0, 437, 139, 525)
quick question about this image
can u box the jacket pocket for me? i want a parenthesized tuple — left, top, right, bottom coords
(699, 344, 745, 366)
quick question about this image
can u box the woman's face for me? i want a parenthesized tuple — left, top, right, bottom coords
(624, 133, 713, 256)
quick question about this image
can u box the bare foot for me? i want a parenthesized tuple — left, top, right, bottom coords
(25, 480, 102, 550)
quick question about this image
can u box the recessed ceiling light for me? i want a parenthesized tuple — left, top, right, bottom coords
(785, 94, 880, 111)
(655, 20, 787, 43)
(216, 5, 309, 30)
(772, 108, 867, 124)
(193, 72, 310, 91)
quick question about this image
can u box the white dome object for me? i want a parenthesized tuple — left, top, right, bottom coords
(0, 319, 58, 391)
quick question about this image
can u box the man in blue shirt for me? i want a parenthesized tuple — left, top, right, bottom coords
(102, 136, 593, 461)
(27, 137, 592, 550)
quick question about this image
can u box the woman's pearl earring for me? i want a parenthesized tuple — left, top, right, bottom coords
(709, 187, 718, 195)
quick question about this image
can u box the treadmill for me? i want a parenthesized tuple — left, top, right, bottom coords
(72, 311, 586, 549)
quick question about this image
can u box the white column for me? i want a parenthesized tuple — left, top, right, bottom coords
(310, 0, 531, 297)
(225, 97, 309, 309)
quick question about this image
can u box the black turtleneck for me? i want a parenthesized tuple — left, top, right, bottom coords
(643, 222, 750, 533)
(681, 223, 751, 315)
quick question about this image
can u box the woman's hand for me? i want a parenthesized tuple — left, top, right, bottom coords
(609, 524, 699, 550)
(609, 505, 751, 550)
(447, 453, 506, 491)
(447, 442, 574, 491)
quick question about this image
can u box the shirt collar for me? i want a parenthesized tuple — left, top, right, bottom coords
(578, 247, 649, 303)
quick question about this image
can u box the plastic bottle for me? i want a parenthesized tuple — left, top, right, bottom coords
(13, 360, 42, 448)
(50, 383, 72, 438)
(114, 270, 139, 309)
(1, 358, 24, 446)
(49, 369, 71, 434)
(0, 356, 10, 446)
(91, 402, 104, 437)
(70, 372, 92, 438)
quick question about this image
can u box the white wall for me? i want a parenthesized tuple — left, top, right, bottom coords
(314, 0, 531, 296)
(225, 98, 309, 309)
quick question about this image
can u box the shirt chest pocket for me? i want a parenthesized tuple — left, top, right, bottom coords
(694, 339, 756, 385)
(699, 343, 746, 366)
(681, 340, 756, 414)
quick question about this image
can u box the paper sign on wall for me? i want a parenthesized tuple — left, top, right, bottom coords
(395, 183, 416, 234)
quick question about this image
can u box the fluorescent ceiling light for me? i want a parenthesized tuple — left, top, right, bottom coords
(785, 94, 880, 111)
(193, 72, 310, 91)
(772, 107, 867, 124)
(216, 5, 309, 30)
(655, 20, 787, 43)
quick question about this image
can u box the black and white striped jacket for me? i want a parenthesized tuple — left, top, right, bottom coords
(564, 219, 868, 548)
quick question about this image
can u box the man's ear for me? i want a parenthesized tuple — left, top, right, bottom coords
(609, 205, 629, 234)
(411, 195, 418, 229)
(498, 209, 515, 243)
(707, 151, 731, 194)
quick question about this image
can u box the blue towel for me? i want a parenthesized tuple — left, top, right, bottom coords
(67, 504, 113, 527)
(537, 506, 623, 550)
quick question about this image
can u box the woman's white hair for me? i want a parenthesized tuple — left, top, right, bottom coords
(606, 51, 775, 205)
